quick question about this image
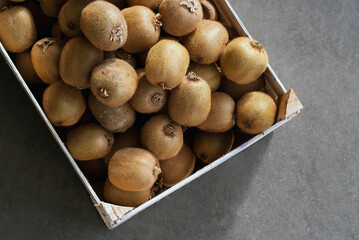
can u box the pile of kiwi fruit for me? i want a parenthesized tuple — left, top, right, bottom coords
(1, 0, 278, 208)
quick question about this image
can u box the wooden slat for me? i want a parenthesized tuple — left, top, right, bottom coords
(277, 89, 304, 122)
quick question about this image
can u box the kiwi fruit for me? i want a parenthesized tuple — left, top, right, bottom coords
(108, 147, 160, 191)
(103, 127, 140, 165)
(188, 61, 221, 91)
(66, 123, 114, 161)
(183, 20, 228, 64)
(141, 114, 183, 160)
(159, 0, 203, 37)
(168, 72, 211, 127)
(193, 130, 234, 163)
(88, 94, 136, 133)
(197, 92, 235, 133)
(0, 6, 37, 53)
(220, 75, 265, 100)
(106, 0, 128, 9)
(122, 6, 161, 53)
(60, 36, 103, 89)
(104, 49, 137, 68)
(43, 80, 86, 127)
(77, 159, 107, 180)
(15, 50, 42, 84)
(80, 1, 128, 51)
(103, 179, 151, 207)
(236, 91, 277, 135)
(58, 0, 93, 37)
(31, 38, 63, 84)
(39, 0, 67, 18)
(160, 143, 196, 187)
(126, 0, 163, 11)
(200, 0, 218, 20)
(90, 58, 138, 107)
(145, 39, 190, 89)
(220, 37, 268, 85)
(129, 74, 168, 114)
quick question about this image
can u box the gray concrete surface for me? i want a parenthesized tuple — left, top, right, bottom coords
(1, 0, 358, 239)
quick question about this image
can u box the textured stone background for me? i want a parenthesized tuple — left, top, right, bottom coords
(1, 0, 358, 239)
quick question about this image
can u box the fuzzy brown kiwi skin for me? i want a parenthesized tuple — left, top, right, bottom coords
(220, 37, 269, 85)
(193, 130, 234, 164)
(60, 36, 103, 89)
(103, 127, 140, 166)
(220, 76, 265, 101)
(108, 147, 161, 191)
(103, 179, 151, 207)
(58, 0, 93, 38)
(129, 74, 168, 114)
(104, 49, 137, 68)
(160, 143, 196, 187)
(80, 1, 128, 51)
(188, 61, 221, 91)
(31, 38, 63, 84)
(236, 91, 277, 135)
(159, 0, 203, 37)
(138, 32, 180, 67)
(168, 72, 211, 127)
(200, 0, 218, 20)
(39, 0, 67, 18)
(0, 6, 37, 53)
(88, 94, 136, 133)
(197, 92, 235, 133)
(15, 50, 42, 84)
(183, 20, 229, 64)
(141, 114, 184, 160)
(121, 6, 161, 53)
(127, 0, 163, 11)
(90, 58, 138, 107)
(145, 39, 190, 90)
(43, 81, 86, 127)
(66, 123, 114, 161)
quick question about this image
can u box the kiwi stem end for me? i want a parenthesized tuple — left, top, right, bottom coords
(187, 71, 200, 81)
(36, 38, 55, 53)
(180, 0, 200, 13)
(109, 25, 125, 44)
(98, 88, 110, 98)
(250, 41, 264, 53)
(154, 13, 163, 29)
(163, 124, 177, 137)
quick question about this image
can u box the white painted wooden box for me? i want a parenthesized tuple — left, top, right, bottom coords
(0, 0, 303, 229)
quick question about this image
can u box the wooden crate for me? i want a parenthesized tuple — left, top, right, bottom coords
(0, 0, 303, 229)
